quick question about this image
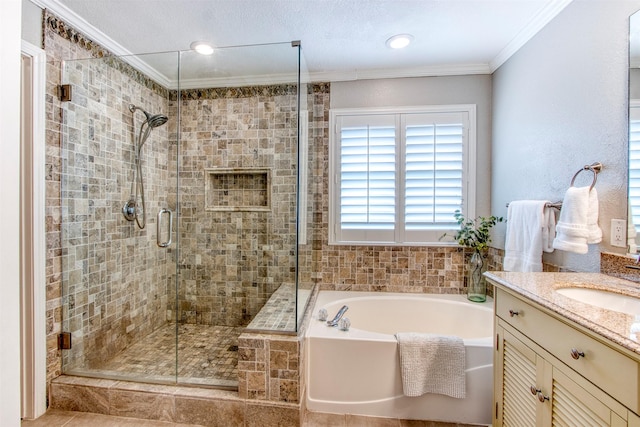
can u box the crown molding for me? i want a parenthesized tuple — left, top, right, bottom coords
(31, 0, 172, 87)
(490, 0, 573, 72)
(346, 63, 492, 81)
(32, 0, 565, 86)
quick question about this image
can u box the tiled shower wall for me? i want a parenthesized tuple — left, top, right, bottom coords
(43, 11, 307, 384)
(167, 88, 300, 327)
(46, 15, 174, 371)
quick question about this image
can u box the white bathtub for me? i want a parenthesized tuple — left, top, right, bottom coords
(305, 291, 493, 425)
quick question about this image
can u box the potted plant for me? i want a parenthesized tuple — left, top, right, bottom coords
(448, 210, 504, 302)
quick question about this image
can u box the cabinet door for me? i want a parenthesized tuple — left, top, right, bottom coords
(496, 326, 548, 427)
(496, 320, 629, 427)
(552, 367, 626, 427)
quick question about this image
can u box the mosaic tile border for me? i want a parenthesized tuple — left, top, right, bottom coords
(46, 9, 326, 104)
(44, 10, 170, 98)
(173, 79, 330, 101)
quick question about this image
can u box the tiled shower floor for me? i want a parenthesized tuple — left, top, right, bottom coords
(71, 324, 245, 387)
(65, 285, 311, 388)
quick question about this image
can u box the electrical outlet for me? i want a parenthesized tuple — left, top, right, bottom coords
(611, 219, 626, 248)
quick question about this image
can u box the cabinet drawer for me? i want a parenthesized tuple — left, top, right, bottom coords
(496, 288, 640, 412)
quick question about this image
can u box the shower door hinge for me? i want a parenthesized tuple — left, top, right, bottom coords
(291, 40, 301, 47)
(58, 84, 72, 102)
(58, 332, 72, 350)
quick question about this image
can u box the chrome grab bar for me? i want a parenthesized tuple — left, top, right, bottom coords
(157, 208, 172, 248)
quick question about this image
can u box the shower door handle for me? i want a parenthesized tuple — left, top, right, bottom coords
(157, 208, 173, 248)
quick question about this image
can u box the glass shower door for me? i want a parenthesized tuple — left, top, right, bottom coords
(174, 43, 303, 387)
(60, 51, 180, 384)
(59, 42, 308, 389)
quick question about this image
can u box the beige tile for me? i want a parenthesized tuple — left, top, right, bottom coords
(109, 389, 176, 421)
(67, 412, 200, 426)
(345, 415, 401, 427)
(175, 396, 245, 427)
(399, 421, 454, 427)
(53, 376, 118, 388)
(21, 409, 77, 426)
(49, 383, 110, 414)
(172, 386, 240, 400)
(21, 410, 205, 427)
(303, 411, 346, 426)
(246, 402, 300, 427)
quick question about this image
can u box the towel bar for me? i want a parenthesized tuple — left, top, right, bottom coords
(570, 162, 602, 191)
(506, 201, 562, 209)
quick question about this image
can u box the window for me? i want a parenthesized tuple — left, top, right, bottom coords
(329, 105, 476, 245)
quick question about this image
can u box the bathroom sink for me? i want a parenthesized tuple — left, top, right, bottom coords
(555, 287, 640, 315)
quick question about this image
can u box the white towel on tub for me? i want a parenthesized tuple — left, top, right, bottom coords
(395, 332, 466, 398)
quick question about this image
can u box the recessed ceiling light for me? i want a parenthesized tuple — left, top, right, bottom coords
(386, 34, 413, 49)
(190, 41, 214, 55)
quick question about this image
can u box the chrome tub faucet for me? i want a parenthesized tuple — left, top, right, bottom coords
(327, 305, 349, 327)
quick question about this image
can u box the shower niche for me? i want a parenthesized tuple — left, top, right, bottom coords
(205, 168, 271, 211)
(57, 41, 313, 389)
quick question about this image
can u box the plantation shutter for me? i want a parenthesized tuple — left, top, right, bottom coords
(338, 114, 396, 242)
(404, 113, 464, 238)
(330, 106, 474, 245)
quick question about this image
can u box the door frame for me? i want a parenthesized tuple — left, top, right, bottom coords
(20, 39, 47, 420)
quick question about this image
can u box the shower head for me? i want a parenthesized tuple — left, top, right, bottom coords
(146, 113, 168, 128)
(129, 104, 168, 128)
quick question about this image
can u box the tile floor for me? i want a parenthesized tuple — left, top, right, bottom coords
(23, 409, 477, 426)
(21, 410, 204, 426)
(67, 324, 244, 387)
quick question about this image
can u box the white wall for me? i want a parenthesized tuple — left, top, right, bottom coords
(492, 0, 640, 272)
(331, 75, 493, 217)
(22, 1, 43, 47)
(0, 0, 23, 425)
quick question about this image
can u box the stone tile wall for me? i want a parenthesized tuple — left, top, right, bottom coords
(43, 10, 311, 388)
(45, 11, 173, 373)
(167, 87, 300, 327)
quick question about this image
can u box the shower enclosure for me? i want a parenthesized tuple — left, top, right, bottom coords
(59, 42, 312, 388)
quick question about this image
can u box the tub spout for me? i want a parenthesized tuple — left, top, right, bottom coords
(327, 305, 349, 327)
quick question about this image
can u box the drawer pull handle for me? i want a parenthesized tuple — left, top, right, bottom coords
(570, 348, 585, 360)
(537, 392, 550, 403)
(509, 309, 519, 317)
(530, 386, 541, 395)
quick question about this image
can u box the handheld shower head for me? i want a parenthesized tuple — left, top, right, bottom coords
(124, 104, 169, 230)
(146, 113, 168, 128)
(129, 104, 168, 128)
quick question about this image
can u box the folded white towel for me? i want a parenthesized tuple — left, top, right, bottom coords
(395, 332, 466, 398)
(553, 186, 590, 254)
(587, 188, 602, 244)
(542, 204, 557, 253)
(503, 200, 554, 272)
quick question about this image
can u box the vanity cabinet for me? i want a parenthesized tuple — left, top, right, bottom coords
(493, 286, 640, 427)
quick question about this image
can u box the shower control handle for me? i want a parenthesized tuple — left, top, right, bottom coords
(157, 208, 173, 248)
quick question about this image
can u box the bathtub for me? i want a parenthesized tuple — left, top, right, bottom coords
(305, 291, 493, 425)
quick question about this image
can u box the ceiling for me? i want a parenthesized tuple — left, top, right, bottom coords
(34, 0, 573, 87)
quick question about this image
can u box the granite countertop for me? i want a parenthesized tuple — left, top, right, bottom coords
(485, 271, 640, 357)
